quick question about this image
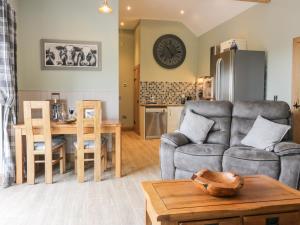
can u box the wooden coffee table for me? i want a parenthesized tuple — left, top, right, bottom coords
(141, 175, 300, 225)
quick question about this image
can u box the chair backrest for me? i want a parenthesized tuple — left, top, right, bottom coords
(230, 101, 291, 147)
(76, 100, 102, 151)
(23, 101, 52, 151)
(180, 100, 233, 146)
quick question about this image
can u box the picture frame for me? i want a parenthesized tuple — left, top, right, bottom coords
(40, 39, 102, 71)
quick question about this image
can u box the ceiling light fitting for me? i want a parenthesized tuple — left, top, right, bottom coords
(99, 0, 113, 13)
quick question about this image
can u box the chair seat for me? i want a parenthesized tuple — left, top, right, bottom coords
(174, 143, 227, 173)
(34, 137, 65, 151)
(74, 137, 107, 149)
(222, 146, 280, 179)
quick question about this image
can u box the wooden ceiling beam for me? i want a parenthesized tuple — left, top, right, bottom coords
(237, 0, 271, 3)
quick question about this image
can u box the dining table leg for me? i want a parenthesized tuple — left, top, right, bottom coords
(15, 127, 24, 184)
(14, 122, 122, 184)
(115, 125, 122, 178)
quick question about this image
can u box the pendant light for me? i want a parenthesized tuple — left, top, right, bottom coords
(99, 0, 113, 13)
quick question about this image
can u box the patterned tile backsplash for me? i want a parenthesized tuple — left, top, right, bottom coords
(140, 81, 201, 104)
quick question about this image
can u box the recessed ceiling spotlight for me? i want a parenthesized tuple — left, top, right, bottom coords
(127, 6, 131, 11)
(180, 10, 185, 15)
(120, 22, 125, 26)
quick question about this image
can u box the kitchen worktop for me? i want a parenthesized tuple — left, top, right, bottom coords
(139, 104, 185, 107)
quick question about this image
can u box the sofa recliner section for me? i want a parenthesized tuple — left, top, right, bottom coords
(160, 100, 300, 189)
(229, 101, 291, 147)
(161, 100, 232, 180)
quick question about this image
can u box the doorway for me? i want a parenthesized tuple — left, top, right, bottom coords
(292, 37, 300, 143)
(133, 65, 140, 134)
(119, 30, 135, 130)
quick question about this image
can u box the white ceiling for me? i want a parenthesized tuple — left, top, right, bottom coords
(119, 0, 257, 36)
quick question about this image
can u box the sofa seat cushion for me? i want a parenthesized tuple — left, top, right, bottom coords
(174, 144, 226, 173)
(222, 147, 280, 179)
(175, 169, 194, 179)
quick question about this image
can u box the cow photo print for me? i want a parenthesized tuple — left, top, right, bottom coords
(41, 40, 101, 70)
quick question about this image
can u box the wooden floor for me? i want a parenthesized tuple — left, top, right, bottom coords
(0, 132, 161, 225)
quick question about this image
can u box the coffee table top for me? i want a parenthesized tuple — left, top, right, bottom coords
(141, 175, 300, 221)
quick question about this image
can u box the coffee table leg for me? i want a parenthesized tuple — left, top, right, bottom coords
(145, 200, 152, 225)
(146, 200, 177, 225)
(146, 210, 151, 225)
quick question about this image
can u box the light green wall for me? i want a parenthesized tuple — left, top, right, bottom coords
(198, 0, 300, 104)
(17, 0, 119, 119)
(140, 20, 198, 82)
(119, 30, 134, 128)
(17, 0, 119, 93)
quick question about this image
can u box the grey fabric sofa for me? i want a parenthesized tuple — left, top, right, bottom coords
(160, 100, 300, 189)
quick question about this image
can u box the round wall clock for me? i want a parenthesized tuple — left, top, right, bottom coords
(153, 34, 186, 69)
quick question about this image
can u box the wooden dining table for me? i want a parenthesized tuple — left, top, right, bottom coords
(14, 120, 122, 184)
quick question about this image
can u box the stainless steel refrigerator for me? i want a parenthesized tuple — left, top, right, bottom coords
(210, 49, 266, 102)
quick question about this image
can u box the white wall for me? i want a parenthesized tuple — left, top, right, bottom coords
(140, 20, 198, 82)
(119, 30, 134, 128)
(198, 0, 300, 104)
(17, 0, 119, 119)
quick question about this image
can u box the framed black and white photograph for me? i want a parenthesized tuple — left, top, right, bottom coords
(40, 39, 102, 71)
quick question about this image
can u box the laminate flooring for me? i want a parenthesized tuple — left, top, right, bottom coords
(0, 132, 161, 225)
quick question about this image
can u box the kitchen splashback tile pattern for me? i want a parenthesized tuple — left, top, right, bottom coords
(140, 82, 198, 104)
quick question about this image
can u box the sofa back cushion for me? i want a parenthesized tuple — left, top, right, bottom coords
(231, 101, 291, 147)
(180, 101, 233, 146)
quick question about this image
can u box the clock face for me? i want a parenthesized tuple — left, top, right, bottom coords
(153, 34, 186, 69)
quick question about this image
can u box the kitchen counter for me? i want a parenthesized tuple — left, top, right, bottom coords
(140, 104, 184, 107)
(139, 99, 213, 107)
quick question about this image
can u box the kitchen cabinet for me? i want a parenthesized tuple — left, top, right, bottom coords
(138, 105, 184, 139)
(167, 106, 184, 133)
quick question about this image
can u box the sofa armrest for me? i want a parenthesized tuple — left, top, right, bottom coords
(161, 132, 190, 148)
(160, 133, 189, 180)
(274, 142, 300, 156)
(279, 154, 300, 189)
(160, 142, 176, 180)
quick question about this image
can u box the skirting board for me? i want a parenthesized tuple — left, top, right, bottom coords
(122, 126, 134, 131)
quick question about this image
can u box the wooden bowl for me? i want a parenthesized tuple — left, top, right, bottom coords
(191, 169, 244, 197)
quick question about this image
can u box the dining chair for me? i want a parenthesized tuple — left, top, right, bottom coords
(24, 101, 66, 184)
(74, 100, 107, 182)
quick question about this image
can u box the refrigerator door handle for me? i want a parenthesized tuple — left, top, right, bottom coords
(216, 58, 223, 100)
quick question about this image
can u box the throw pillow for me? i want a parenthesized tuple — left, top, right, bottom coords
(179, 109, 215, 144)
(241, 115, 291, 151)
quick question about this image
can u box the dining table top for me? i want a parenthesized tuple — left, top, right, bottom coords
(14, 120, 121, 129)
